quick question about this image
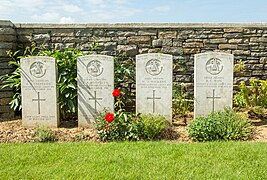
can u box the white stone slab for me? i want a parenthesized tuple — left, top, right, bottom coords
(136, 53, 172, 121)
(194, 52, 234, 118)
(20, 56, 59, 127)
(77, 55, 114, 127)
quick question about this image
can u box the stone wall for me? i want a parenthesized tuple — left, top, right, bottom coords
(0, 21, 17, 119)
(1, 20, 267, 119)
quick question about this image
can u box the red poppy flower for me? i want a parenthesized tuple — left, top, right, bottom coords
(105, 113, 114, 123)
(112, 89, 120, 97)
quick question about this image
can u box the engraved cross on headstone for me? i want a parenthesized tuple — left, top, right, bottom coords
(147, 90, 161, 113)
(89, 91, 103, 113)
(32, 92, 46, 114)
(206, 89, 221, 112)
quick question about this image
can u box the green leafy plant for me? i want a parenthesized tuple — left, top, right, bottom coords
(114, 52, 135, 111)
(139, 114, 168, 140)
(95, 89, 168, 141)
(234, 59, 245, 72)
(172, 83, 193, 122)
(234, 79, 267, 108)
(34, 126, 55, 142)
(187, 108, 254, 142)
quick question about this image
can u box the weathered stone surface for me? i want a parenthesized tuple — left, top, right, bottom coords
(77, 55, 114, 127)
(194, 52, 234, 118)
(33, 34, 50, 42)
(162, 39, 172, 46)
(208, 34, 223, 38)
(183, 42, 203, 48)
(172, 39, 182, 47)
(209, 38, 228, 44)
(0, 28, 16, 35)
(136, 53, 172, 121)
(224, 28, 243, 33)
(158, 31, 177, 39)
(218, 44, 238, 49)
(152, 39, 162, 47)
(51, 29, 74, 36)
(117, 45, 138, 56)
(104, 42, 117, 51)
(229, 39, 243, 43)
(138, 30, 157, 36)
(232, 50, 250, 55)
(127, 36, 150, 44)
(0, 42, 15, 49)
(75, 29, 93, 36)
(183, 48, 200, 54)
(0, 35, 17, 42)
(117, 31, 136, 36)
(20, 56, 59, 127)
(223, 33, 243, 38)
(161, 47, 183, 55)
(260, 57, 267, 64)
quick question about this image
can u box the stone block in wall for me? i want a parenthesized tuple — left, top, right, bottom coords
(93, 30, 105, 36)
(208, 34, 223, 38)
(33, 34, 50, 42)
(104, 42, 117, 51)
(51, 29, 74, 36)
(138, 30, 157, 36)
(138, 48, 149, 54)
(183, 48, 200, 54)
(260, 57, 267, 64)
(183, 42, 203, 48)
(229, 39, 243, 44)
(0, 35, 17, 42)
(162, 39, 172, 46)
(117, 31, 137, 37)
(252, 70, 266, 76)
(223, 33, 243, 38)
(223, 28, 243, 33)
(127, 36, 150, 44)
(0, 28, 16, 35)
(75, 29, 93, 36)
(232, 50, 250, 55)
(244, 29, 257, 34)
(152, 39, 162, 47)
(158, 31, 177, 39)
(117, 45, 138, 56)
(218, 44, 238, 50)
(161, 47, 183, 55)
(17, 35, 32, 43)
(0, 42, 15, 49)
(172, 39, 182, 47)
(206, 38, 227, 44)
(188, 34, 208, 39)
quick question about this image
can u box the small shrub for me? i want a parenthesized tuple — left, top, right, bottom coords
(95, 111, 142, 141)
(187, 108, 253, 142)
(34, 126, 55, 142)
(234, 79, 267, 108)
(140, 114, 168, 140)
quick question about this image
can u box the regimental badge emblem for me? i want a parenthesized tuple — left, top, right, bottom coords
(30, 62, 46, 78)
(87, 60, 104, 77)
(205, 58, 223, 75)
(145, 59, 163, 76)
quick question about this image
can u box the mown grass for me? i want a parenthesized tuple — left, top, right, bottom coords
(0, 141, 266, 179)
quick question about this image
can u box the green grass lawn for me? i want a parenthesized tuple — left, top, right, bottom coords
(0, 141, 266, 179)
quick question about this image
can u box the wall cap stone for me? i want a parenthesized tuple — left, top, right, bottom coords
(0, 20, 15, 27)
(14, 22, 267, 29)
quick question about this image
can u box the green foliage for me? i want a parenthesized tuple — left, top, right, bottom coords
(95, 111, 143, 141)
(34, 126, 55, 142)
(40, 48, 84, 119)
(172, 83, 193, 118)
(234, 79, 267, 108)
(139, 114, 168, 140)
(234, 59, 245, 72)
(114, 52, 135, 110)
(187, 108, 253, 142)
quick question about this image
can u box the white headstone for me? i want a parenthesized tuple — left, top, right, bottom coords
(77, 55, 114, 127)
(21, 56, 59, 127)
(194, 52, 234, 118)
(136, 53, 172, 121)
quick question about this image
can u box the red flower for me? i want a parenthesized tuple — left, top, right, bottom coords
(105, 113, 114, 123)
(112, 89, 120, 97)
